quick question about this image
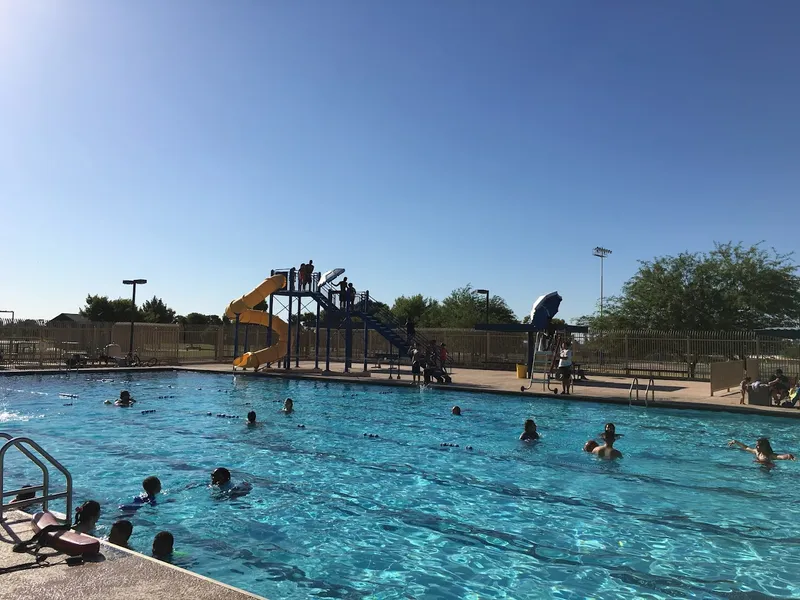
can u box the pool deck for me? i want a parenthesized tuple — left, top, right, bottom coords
(0, 510, 265, 600)
(180, 361, 800, 419)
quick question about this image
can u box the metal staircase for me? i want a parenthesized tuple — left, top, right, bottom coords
(313, 282, 453, 369)
(0, 433, 72, 522)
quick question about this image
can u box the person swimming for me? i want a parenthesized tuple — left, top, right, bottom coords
(583, 440, 599, 453)
(114, 390, 135, 407)
(119, 476, 161, 510)
(210, 467, 252, 497)
(728, 438, 796, 466)
(73, 500, 101, 534)
(282, 398, 294, 414)
(247, 410, 257, 425)
(592, 430, 623, 460)
(451, 406, 461, 416)
(152, 530, 174, 560)
(519, 419, 539, 442)
(108, 519, 133, 548)
(602, 422, 623, 440)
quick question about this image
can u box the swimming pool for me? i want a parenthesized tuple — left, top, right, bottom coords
(2, 371, 799, 599)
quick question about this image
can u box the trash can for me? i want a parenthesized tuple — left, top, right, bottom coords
(516, 364, 527, 379)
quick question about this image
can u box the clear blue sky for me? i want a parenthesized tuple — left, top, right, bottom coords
(3, 0, 800, 323)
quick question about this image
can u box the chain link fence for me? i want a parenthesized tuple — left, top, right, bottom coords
(2, 318, 798, 380)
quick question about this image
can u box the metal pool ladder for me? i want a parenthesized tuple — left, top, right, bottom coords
(0, 432, 73, 522)
(629, 377, 655, 408)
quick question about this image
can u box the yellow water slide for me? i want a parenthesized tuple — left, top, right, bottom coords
(225, 274, 288, 370)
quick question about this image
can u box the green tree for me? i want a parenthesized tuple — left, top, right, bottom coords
(391, 294, 443, 327)
(438, 285, 517, 328)
(140, 296, 176, 324)
(579, 242, 800, 330)
(186, 312, 211, 326)
(80, 295, 138, 322)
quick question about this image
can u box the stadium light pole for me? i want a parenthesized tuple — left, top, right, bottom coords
(475, 289, 490, 365)
(592, 248, 612, 321)
(122, 279, 147, 357)
(475, 289, 490, 324)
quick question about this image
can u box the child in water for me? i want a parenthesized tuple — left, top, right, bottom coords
(282, 398, 294, 414)
(210, 467, 252, 497)
(114, 390, 135, 407)
(152, 531, 174, 560)
(108, 520, 133, 548)
(119, 476, 161, 510)
(247, 411, 257, 425)
(520, 419, 539, 442)
(583, 440, 599, 453)
(73, 500, 101, 534)
(728, 438, 795, 467)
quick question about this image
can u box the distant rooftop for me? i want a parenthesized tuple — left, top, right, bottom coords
(48, 313, 91, 324)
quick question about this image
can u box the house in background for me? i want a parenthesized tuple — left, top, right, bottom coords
(48, 313, 91, 325)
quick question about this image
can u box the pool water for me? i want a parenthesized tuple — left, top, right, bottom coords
(2, 371, 800, 599)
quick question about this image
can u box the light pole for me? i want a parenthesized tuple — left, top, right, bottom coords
(591, 248, 612, 321)
(122, 279, 147, 357)
(475, 289, 490, 324)
(475, 289, 490, 364)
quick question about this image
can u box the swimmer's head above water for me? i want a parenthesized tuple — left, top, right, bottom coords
(451, 406, 461, 416)
(283, 398, 293, 413)
(755, 437, 774, 455)
(152, 531, 174, 558)
(583, 440, 599, 453)
(247, 410, 256, 424)
(211, 467, 231, 486)
(142, 476, 162, 497)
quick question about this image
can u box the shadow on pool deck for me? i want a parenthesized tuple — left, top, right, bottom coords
(0, 510, 265, 600)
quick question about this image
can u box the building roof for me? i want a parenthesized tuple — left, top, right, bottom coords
(49, 313, 91, 324)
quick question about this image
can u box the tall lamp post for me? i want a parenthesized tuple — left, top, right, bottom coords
(122, 279, 147, 357)
(475, 289, 490, 364)
(591, 248, 612, 320)
(592, 248, 611, 370)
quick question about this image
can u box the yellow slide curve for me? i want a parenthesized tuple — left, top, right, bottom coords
(225, 274, 288, 370)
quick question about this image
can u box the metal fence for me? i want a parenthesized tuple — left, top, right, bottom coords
(2, 319, 799, 381)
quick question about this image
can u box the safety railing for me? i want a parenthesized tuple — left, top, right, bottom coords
(0, 433, 73, 522)
(629, 376, 655, 407)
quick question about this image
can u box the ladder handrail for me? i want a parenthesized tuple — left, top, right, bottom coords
(629, 376, 654, 407)
(643, 376, 655, 407)
(629, 377, 640, 406)
(0, 434, 73, 522)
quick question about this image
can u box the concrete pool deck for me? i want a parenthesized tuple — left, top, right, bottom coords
(0, 510, 265, 600)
